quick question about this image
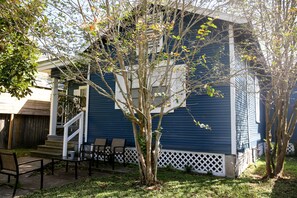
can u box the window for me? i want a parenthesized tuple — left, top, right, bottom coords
(136, 12, 163, 55)
(73, 85, 87, 108)
(114, 61, 186, 113)
(255, 77, 260, 123)
(131, 86, 169, 108)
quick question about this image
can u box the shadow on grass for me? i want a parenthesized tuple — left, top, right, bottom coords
(271, 157, 297, 198)
(271, 178, 297, 198)
(24, 168, 263, 198)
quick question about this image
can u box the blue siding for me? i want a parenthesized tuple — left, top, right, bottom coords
(88, 73, 231, 153)
(234, 49, 263, 151)
(87, 15, 232, 154)
(87, 74, 134, 146)
(235, 74, 249, 150)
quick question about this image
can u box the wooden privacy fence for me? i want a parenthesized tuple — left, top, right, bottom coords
(0, 114, 49, 149)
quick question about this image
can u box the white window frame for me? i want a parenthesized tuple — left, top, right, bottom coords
(255, 76, 260, 123)
(114, 61, 186, 113)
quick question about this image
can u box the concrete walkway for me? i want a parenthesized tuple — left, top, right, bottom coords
(0, 157, 130, 198)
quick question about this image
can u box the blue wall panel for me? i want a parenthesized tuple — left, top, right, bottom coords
(234, 49, 264, 151)
(87, 15, 232, 154)
(88, 73, 232, 154)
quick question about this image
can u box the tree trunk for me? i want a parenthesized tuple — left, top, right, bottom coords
(265, 137, 273, 178)
(153, 131, 161, 182)
(133, 115, 160, 185)
(274, 147, 286, 177)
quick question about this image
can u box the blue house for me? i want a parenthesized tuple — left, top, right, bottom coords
(39, 6, 266, 177)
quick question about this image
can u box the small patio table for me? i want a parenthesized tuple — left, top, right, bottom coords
(51, 156, 92, 179)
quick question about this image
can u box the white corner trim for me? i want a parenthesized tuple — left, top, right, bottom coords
(84, 64, 91, 142)
(229, 24, 236, 155)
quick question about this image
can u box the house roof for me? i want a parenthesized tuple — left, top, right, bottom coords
(37, 3, 248, 72)
(37, 54, 68, 72)
(164, 2, 248, 24)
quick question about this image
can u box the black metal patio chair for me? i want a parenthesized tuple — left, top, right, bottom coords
(108, 138, 126, 170)
(0, 150, 43, 197)
(93, 138, 107, 167)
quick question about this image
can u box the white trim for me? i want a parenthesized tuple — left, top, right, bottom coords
(85, 64, 91, 142)
(229, 24, 236, 155)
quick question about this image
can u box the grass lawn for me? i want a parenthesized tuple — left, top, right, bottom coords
(24, 157, 297, 198)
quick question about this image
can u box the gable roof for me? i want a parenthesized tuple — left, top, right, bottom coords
(37, 54, 69, 72)
(37, 3, 248, 72)
(161, 2, 248, 24)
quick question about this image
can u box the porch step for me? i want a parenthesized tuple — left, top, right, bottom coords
(30, 150, 62, 158)
(45, 140, 78, 148)
(30, 138, 78, 159)
(36, 145, 71, 153)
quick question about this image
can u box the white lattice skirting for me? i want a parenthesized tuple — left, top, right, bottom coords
(264, 142, 295, 155)
(287, 143, 295, 154)
(113, 147, 225, 176)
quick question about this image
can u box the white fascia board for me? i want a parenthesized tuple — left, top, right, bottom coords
(37, 58, 70, 71)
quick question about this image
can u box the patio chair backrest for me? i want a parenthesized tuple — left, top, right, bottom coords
(111, 138, 126, 153)
(94, 138, 107, 152)
(94, 138, 107, 146)
(0, 151, 18, 172)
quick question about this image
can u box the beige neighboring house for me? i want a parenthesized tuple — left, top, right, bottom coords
(0, 86, 51, 116)
(0, 67, 52, 149)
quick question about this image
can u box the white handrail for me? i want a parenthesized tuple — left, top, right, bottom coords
(64, 111, 84, 128)
(62, 111, 84, 157)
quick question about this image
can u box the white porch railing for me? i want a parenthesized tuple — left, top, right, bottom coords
(62, 111, 84, 157)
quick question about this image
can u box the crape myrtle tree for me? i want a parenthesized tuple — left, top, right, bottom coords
(34, 0, 232, 185)
(0, 0, 44, 98)
(232, 0, 297, 178)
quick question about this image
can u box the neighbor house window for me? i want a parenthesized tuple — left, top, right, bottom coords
(73, 85, 87, 108)
(115, 61, 186, 113)
(255, 77, 260, 123)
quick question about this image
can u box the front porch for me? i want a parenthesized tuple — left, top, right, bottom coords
(31, 77, 87, 158)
